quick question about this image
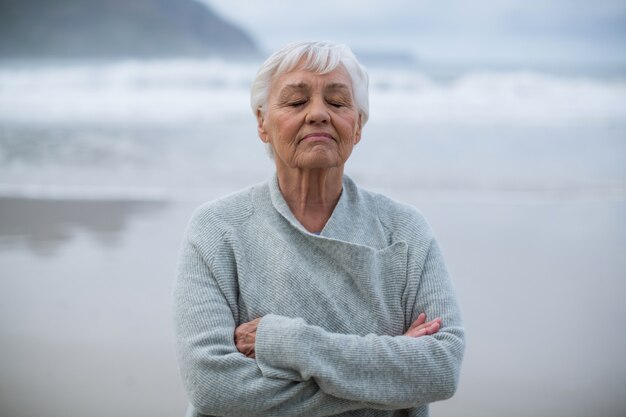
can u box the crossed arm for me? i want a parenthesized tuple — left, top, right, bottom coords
(235, 313, 442, 359)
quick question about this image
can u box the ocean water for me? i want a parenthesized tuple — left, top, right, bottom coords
(1, 59, 624, 200)
(0, 60, 625, 417)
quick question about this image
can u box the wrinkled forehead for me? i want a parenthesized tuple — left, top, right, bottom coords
(270, 65, 354, 97)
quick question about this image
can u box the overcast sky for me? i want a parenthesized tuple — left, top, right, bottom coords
(201, 0, 626, 70)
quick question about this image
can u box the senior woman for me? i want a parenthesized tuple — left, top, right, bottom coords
(174, 41, 465, 417)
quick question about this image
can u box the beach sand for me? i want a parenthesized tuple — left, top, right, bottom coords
(1, 194, 625, 417)
(0, 197, 188, 417)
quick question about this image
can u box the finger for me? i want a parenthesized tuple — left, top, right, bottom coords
(411, 318, 440, 333)
(424, 317, 442, 327)
(406, 319, 442, 338)
(406, 327, 427, 338)
(425, 321, 441, 335)
(407, 313, 427, 331)
(419, 318, 441, 333)
(237, 341, 252, 355)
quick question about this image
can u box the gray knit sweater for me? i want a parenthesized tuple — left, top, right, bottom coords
(174, 175, 464, 417)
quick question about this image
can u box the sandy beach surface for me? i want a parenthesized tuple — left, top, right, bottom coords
(1, 192, 624, 417)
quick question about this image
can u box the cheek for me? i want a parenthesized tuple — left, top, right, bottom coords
(340, 114, 360, 141)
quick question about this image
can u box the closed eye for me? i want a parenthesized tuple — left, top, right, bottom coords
(326, 94, 352, 108)
(289, 100, 307, 107)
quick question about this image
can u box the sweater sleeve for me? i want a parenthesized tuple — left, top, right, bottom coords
(254, 237, 465, 409)
(173, 235, 392, 417)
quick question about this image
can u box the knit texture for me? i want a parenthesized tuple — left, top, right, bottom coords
(174, 175, 465, 417)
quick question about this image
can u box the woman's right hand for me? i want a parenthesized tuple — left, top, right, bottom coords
(404, 313, 441, 338)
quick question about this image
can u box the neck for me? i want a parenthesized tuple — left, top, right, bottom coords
(276, 167, 344, 233)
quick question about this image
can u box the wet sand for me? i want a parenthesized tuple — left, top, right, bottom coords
(1, 194, 625, 417)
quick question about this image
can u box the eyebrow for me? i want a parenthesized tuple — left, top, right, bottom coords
(278, 82, 352, 97)
(324, 83, 352, 94)
(279, 83, 310, 98)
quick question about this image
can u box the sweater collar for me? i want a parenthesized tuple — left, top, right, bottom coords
(268, 173, 359, 239)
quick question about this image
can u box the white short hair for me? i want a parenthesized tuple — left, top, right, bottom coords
(250, 41, 370, 126)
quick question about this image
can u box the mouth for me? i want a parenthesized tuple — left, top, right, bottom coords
(300, 132, 335, 143)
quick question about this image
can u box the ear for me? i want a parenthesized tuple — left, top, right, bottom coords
(256, 109, 268, 143)
(353, 113, 363, 145)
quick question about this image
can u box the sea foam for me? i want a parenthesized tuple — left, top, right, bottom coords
(0, 59, 624, 125)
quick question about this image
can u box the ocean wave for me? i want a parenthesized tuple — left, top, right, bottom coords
(369, 70, 626, 125)
(0, 59, 255, 125)
(1, 60, 625, 125)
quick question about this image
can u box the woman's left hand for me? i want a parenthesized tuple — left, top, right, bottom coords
(404, 313, 441, 338)
(235, 317, 262, 358)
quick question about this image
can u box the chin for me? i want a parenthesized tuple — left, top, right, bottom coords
(298, 153, 342, 169)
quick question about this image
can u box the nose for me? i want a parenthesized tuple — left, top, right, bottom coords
(304, 96, 330, 124)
